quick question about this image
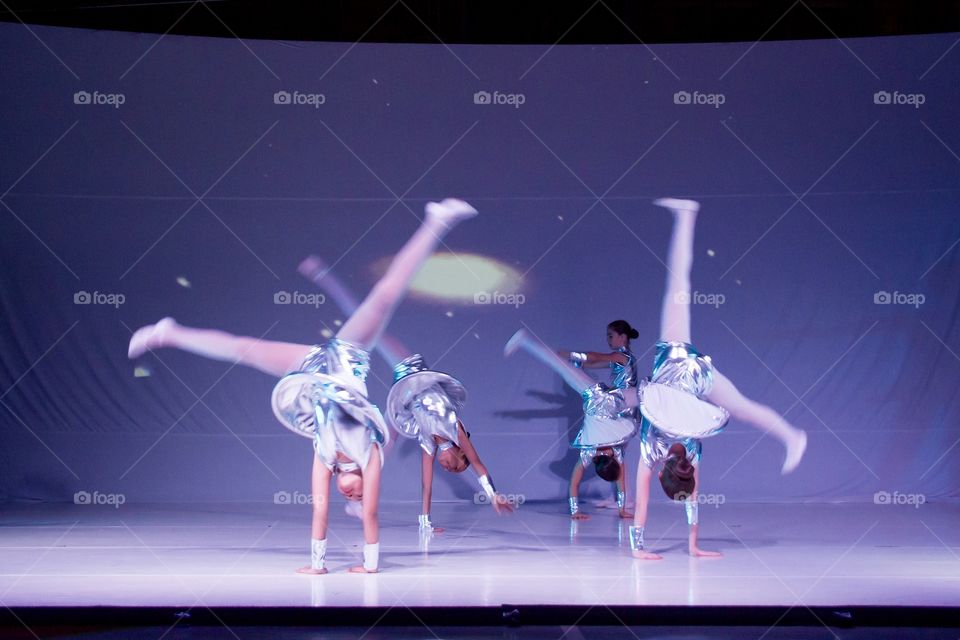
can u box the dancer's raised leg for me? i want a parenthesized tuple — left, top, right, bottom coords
(299, 255, 412, 366)
(336, 199, 476, 351)
(128, 317, 311, 377)
(504, 328, 595, 394)
(652, 197, 700, 344)
(706, 370, 807, 473)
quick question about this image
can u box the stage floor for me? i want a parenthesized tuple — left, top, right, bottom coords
(1, 501, 957, 608)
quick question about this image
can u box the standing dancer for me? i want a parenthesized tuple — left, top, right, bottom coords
(127, 198, 478, 573)
(503, 327, 638, 521)
(629, 197, 807, 559)
(298, 256, 513, 534)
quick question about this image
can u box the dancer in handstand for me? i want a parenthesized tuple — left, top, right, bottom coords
(509, 320, 642, 519)
(506, 198, 807, 558)
(630, 197, 806, 559)
(503, 327, 638, 521)
(298, 255, 513, 534)
(128, 198, 478, 573)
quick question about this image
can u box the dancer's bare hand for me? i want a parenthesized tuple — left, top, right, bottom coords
(491, 495, 515, 514)
(619, 510, 634, 519)
(689, 546, 722, 558)
(571, 512, 590, 521)
(348, 565, 379, 574)
(632, 550, 663, 560)
(296, 565, 327, 575)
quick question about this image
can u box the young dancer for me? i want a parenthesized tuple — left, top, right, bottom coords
(503, 327, 639, 521)
(538, 320, 642, 519)
(630, 197, 807, 559)
(127, 198, 478, 573)
(506, 197, 807, 558)
(298, 256, 513, 533)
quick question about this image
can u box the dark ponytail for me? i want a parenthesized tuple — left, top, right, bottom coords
(608, 319, 639, 341)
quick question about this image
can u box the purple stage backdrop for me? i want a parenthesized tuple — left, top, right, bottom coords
(1, 23, 958, 507)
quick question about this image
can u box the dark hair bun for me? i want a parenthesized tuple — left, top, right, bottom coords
(608, 319, 638, 341)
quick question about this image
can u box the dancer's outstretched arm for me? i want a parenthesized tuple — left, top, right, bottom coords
(631, 464, 661, 560)
(456, 422, 514, 514)
(299, 255, 412, 367)
(419, 451, 445, 532)
(557, 349, 628, 369)
(617, 462, 632, 519)
(687, 466, 721, 557)
(296, 455, 333, 574)
(348, 445, 383, 573)
(568, 463, 589, 520)
(128, 318, 312, 378)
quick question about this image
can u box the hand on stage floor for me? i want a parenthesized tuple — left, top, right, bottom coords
(632, 549, 663, 560)
(296, 565, 328, 575)
(491, 495, 515, 515)
(689, 546, 722, 558)
(348, 565, 379, 574)
(571, 512, 590, 521)
(619, 510, 634, 519)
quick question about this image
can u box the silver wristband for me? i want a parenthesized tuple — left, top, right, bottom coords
(418, 513, 434, 531)
(363, 542, 379, 572)
(628, 525, 645, 551)
(616, 490, 626, 510)
(569, 497, 580, 516)
(478, 474, 496, 500)
(569, 352, 587, 368)
(685, 500, 699, 526)
(311, 538, 327, 571)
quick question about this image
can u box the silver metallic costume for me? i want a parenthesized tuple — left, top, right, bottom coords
(271, 339, 389, 472)
(385, 353, 467, 456)
(638, 341, 729, 469)
(571, 383, 638, 452)
(610, 345, 638, 390)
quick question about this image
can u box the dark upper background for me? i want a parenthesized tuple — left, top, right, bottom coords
(2, 0, 960, 44)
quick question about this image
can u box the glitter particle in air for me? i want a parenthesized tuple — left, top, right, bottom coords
(707, 249, 715, 257)
(333, 319, 342, 327)
(176, 276, 191, 288)
(445, 311, 454, 318)
(320, 328, 334, 339)
(735, 279, 742, 285)
(134, 366, 151, 378)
